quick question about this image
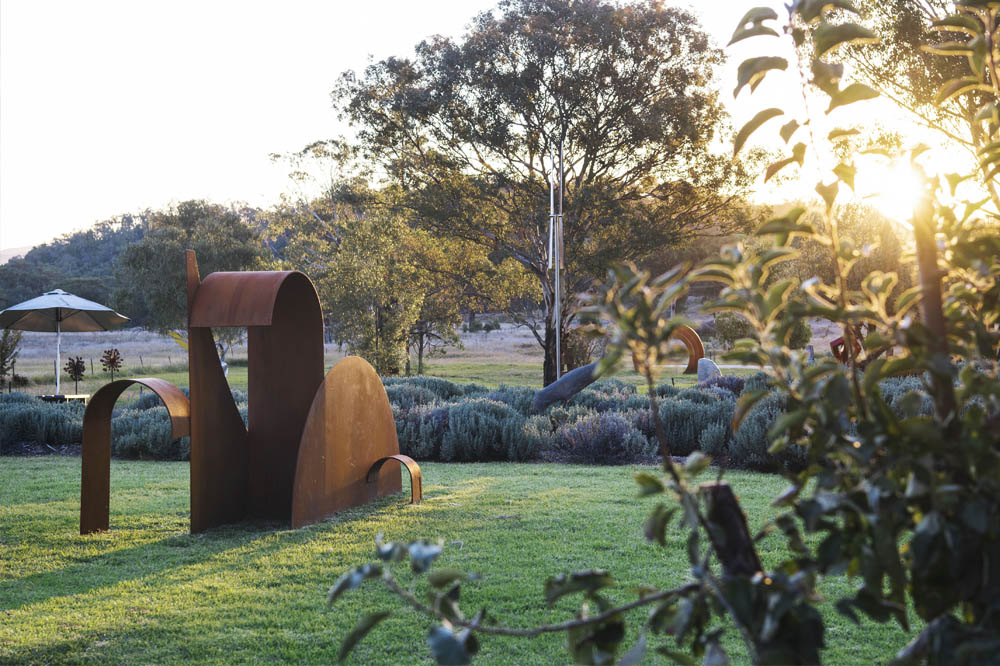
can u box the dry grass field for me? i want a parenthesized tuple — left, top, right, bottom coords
(8, 322, 753, 395)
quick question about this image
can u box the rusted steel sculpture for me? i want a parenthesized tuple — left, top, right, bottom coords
(531, 324, 706, 413)
(81, 378, 190, 534)
(80, 250, 420, 535)
(367, 455, 423, 506)
(291, 356, 404, 528)
(672, 325, 705, 375)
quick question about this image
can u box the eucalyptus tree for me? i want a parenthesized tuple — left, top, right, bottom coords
(113, 200, 269, 341)
(334, 0, 760, 384)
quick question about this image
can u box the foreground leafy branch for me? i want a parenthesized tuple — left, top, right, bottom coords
(326, 1, 1000, 664)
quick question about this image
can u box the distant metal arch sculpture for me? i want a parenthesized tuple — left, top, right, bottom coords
(531, 324, 707, 413)
(672, 325, 705, 374)
(80, 378, 190, 534)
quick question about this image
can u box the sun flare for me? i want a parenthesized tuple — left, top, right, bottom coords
(859, 162, 925, 222)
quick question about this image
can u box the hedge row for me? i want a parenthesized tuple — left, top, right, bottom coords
(0, 373, 939, 470)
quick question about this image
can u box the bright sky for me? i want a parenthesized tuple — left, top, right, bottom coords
(0, 0, 963, 252)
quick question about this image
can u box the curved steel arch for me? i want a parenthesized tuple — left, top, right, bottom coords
(672, 325, 706, 374)
(80, 378, 190, 534)
(185, 251, 325, 530)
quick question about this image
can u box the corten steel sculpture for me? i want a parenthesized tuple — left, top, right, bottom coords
(531, 324, 705, 412)
(80, 250, 420, 535)
(81, 378, 190, 534)
(672, 325, 706, 375)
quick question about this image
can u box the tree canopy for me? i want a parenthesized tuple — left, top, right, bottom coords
(268, 180, 534, 375)
(0, 214, 147, 309)
(113, 200, 269, 335)
(333, 0, 762, 383)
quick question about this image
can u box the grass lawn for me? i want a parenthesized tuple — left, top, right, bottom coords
(0, 458, 913, 664)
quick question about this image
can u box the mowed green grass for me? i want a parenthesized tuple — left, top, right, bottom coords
(1, 458, 912, 665)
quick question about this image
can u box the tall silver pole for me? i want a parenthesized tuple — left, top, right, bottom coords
(555, 142, 564, 380)
(55, 315, 61, 395)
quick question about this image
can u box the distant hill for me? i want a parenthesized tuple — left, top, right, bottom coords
(0, 216, 148, 309)
(0, 246, 31, 264)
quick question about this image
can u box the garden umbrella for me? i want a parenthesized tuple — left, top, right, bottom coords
(0, 289, 129, 394)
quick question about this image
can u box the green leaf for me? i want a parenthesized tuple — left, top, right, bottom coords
(327, 563, 383, 604)
(655, 648, 699, 666)
(814, 22, 877, 57)
(765, 156, 796, 183)
(974, 102, 998, 124)
(339, 611, 391, 663)
(816, 180, 839, 210)
(409, 540, 444, 574)
(977, 140, 1000, 155)
(798, 0, 859, 23)
(930, 14, 982, 36)
(544, 570, 615, 605)
(684, 451, 711, 477)
(729, 7, 780, 46)
(733, 389, 769, 429)
(644, 503, 677, 546)
(595, 346, 624, 379)
(934, 76, 991, 104)
(734, 57, 788, 97)
(427, 626, 476, 666)
(767, 408, 809, 440)
(811, 60, 844, 94)
(827, 83, 879, 112)
(834, 162, 857, 190)
(764, 279, 796, 316)
(755, 207, 813, 244)
(375, 533, 407, 562)
(617, 633, 647, 666)
(828, 127, 859, 141)
(764, 143, 807, 183)
(757, 246, 799, 270)
(686, 529, 700, 563)
(634, 471, 665, 497)
(428, 568, 469, 589)
(922, 40, 975, 57)
(945, 172, 974, 195)
(734, 108, 783, 155)
(780, 119, 800, 143)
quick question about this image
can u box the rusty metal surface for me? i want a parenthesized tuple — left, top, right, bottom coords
(186, 251, 250, 533)
(189, 270, 295, 327)
(245, 274, 324, 520)
(672, 325, 705, 374)
(291, 356, 402, 529)
(80, 378, 190, 534)
(185, 250, 324, 529)
(367, 455, 422, 504)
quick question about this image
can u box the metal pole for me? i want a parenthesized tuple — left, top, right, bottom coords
(555, 142, 564, 380)
(56, 315, 61, 395)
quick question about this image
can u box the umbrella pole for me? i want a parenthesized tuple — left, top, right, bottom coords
(56, 318, 61, 395)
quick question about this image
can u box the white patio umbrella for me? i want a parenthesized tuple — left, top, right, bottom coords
(0, 289, 129, 394)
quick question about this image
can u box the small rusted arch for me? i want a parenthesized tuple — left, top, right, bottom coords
(367, 455, 422, 504)
(80, 378, 190, 534)
(629, 324, 705, 375)
(672, 325, 705, 374)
